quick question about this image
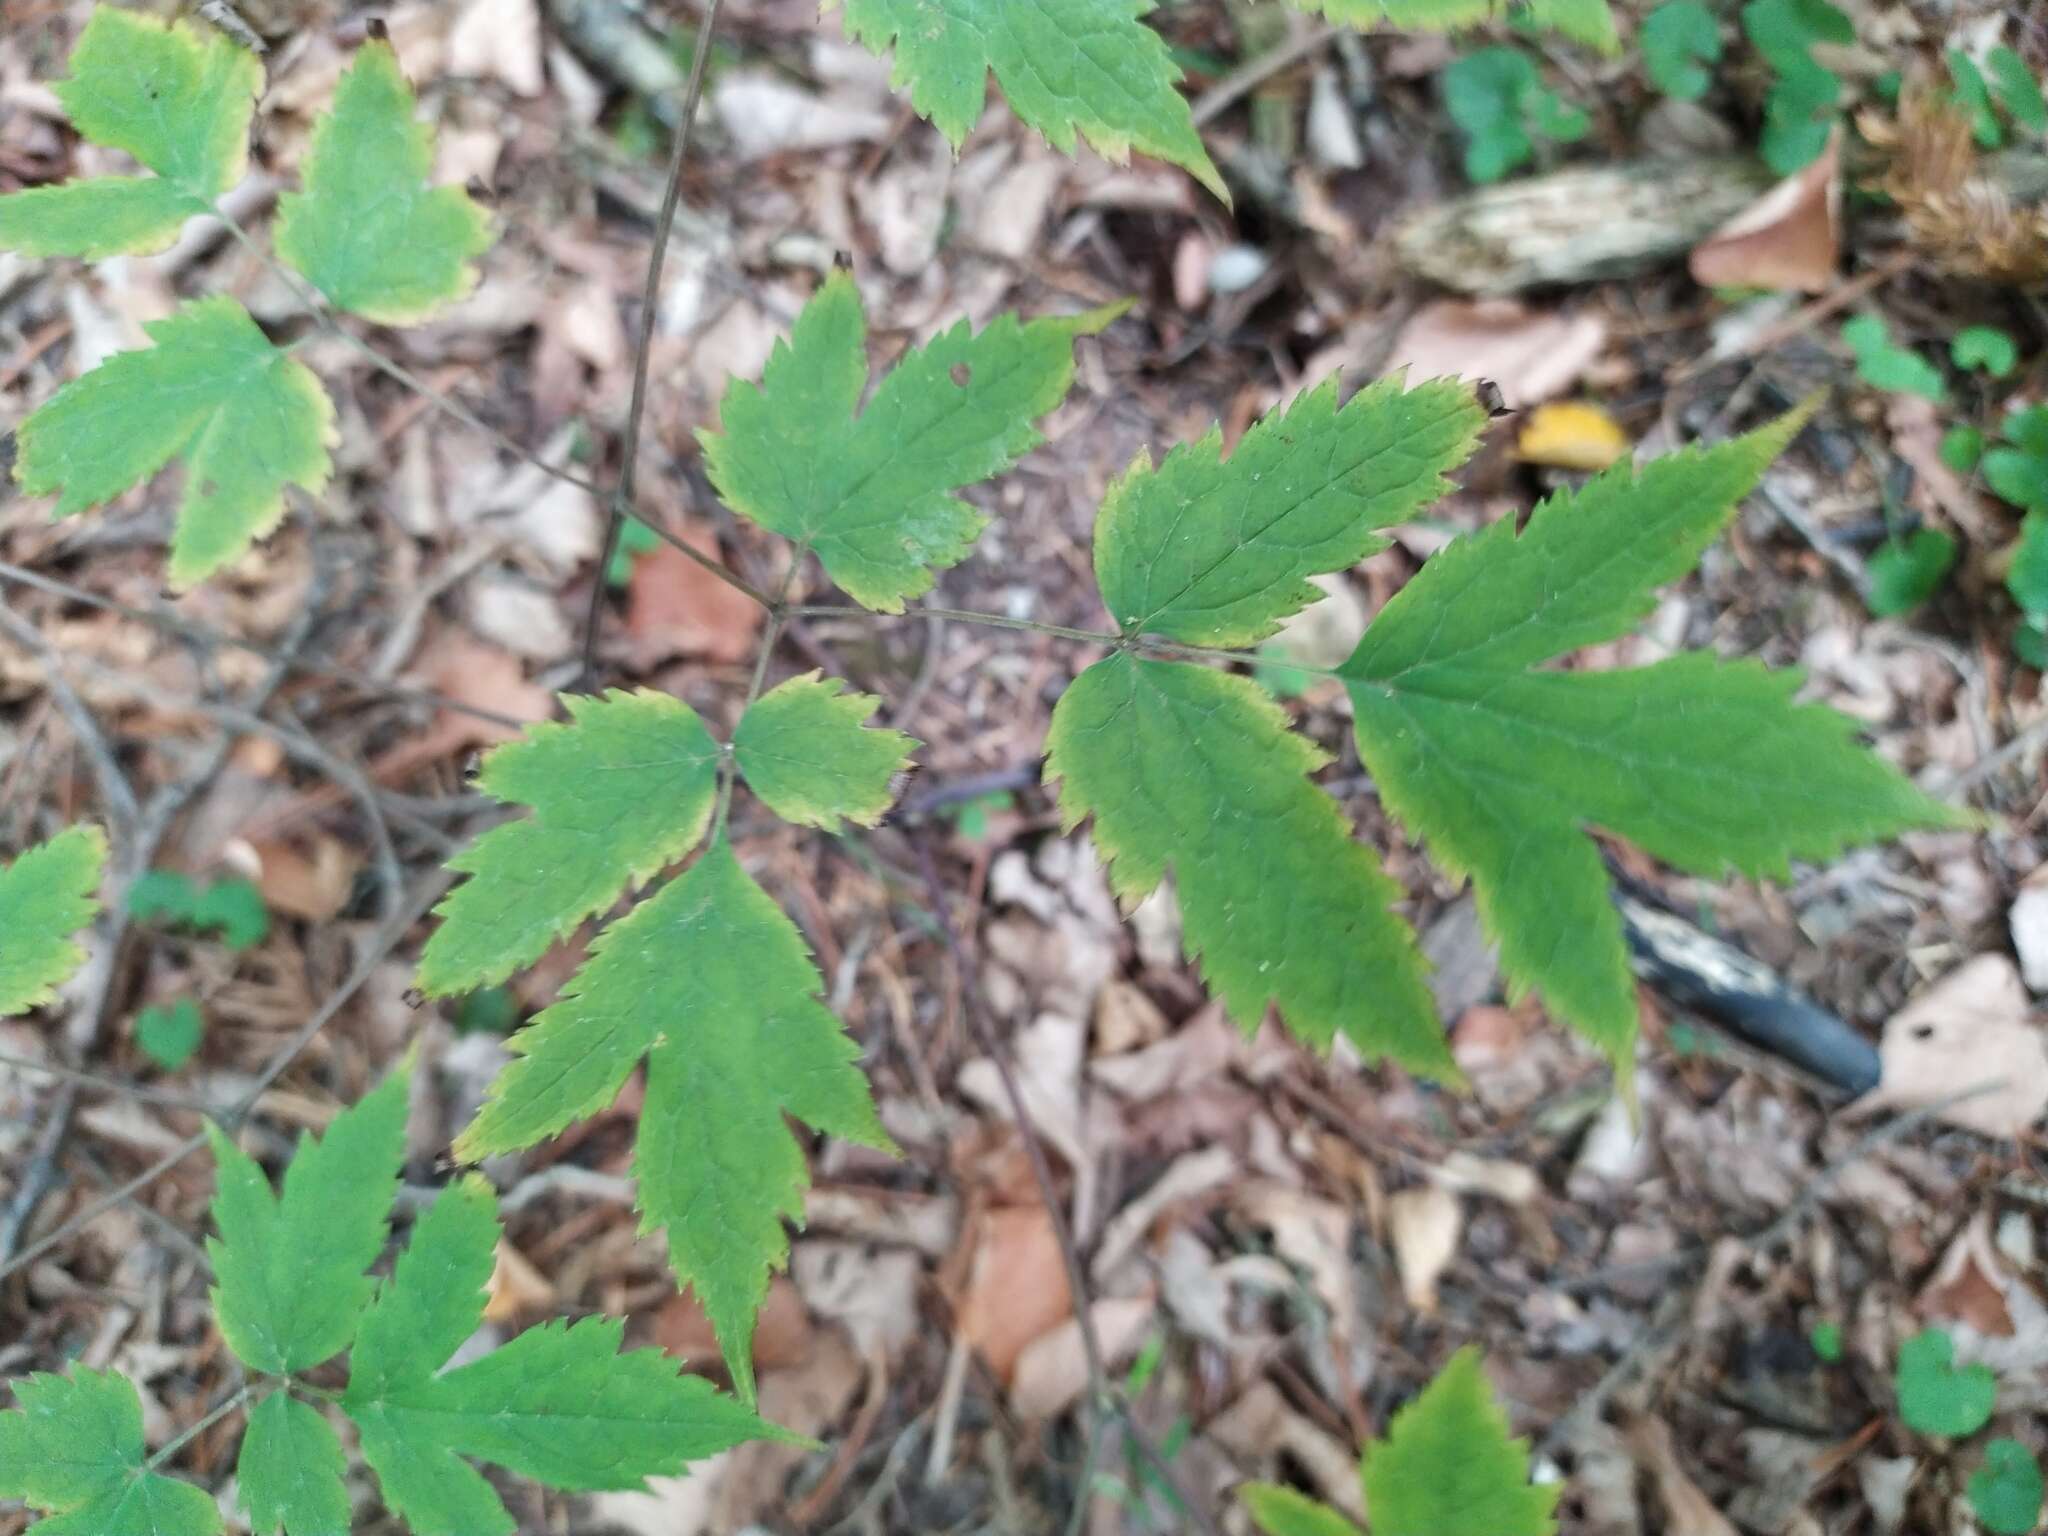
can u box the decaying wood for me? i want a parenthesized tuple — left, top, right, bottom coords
(1397, 150, 2048, 294)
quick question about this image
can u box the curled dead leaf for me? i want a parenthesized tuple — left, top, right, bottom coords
(1688, 128, 1840, 293)
(1850, 954, 2048, 1139)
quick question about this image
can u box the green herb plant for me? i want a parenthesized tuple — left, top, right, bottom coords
(1240, 1348, 1558, 1535)
(0, 4, 1969, 1531)
(1896, 1327, 2045, 1536)
(1441, 45, 1591, 182)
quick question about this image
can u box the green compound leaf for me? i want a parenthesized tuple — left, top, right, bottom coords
(238, 1391, 350, 1536)
(1987, 406, 2048, 512)
(205, 1066, 410, 1375)
(1970, 1438, 2046, 1536)
(1361, 1349, 1558, 1536)
(416, 690, 722, 997)
(0, 9, 261, 259)
(1241, 1483, 1366, 1536)
(456, 839, 892, 1401)
(0, 1367, 222, 1536)
(341, 1174, 780, 1536)
(14, 297, 336, 589)
(833, 0, 1225, 200)
(703, 273, 1117, 613)
(1897, 1327, 1996, 1438)
(1339, 411, 1960, 1075)
(1642, 0, 1722, 99)
(1866, 528, 1956, 617)
(734, 672, 918, 830)
(1046, 653, 1452, 1079)
(0, 825, 104, 1019)
(275, 40, 493, 324)
(1094, 374, 1484, 647)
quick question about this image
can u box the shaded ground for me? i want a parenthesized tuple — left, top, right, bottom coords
(5, 1, 2048, 1532)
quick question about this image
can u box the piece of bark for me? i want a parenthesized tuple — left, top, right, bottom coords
(1396, 151, 2048, 294)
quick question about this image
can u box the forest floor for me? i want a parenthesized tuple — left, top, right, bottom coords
(5, 0, 2048, 1532)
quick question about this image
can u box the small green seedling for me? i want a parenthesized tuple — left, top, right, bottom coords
(1843, 315, 1946, 402)
(1896, 1327, 1996, 1438)
(1642, 0, 1721, 100)
(947, 790, 1016, 841)
(2007, 512, 2048, 667)
(1741, 0, 1854, 172)
(1867, 529, 1956, 616)
(453, 985, 521, 1035)
(1942, 425, 1985, 473)
(1242, 1348, 1559, 1536)
(606, 515, 662, 587)
(135, 997, 205, 1071)
(128, 869, 270, 952)
(1441, 46, 1590, 183)
(1970, 1438, 2047, 1536)
(1809, 1320, 1844, 1362)
(1952, 326, 2019, 378)
(1985, 406, 2048, 512)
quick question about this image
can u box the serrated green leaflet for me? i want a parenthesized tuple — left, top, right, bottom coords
(1047, 653, 1451, 1078)
(456, 838, 891, 1400)
(341, 1175, 779, 1535)
(1361, 1349, 1557, 1536)
(0, 1368, 221, 1536)
(1096, 374, 1482, 646)
(238, 1392, 350, 1536)
(275, 40, 493, 323)
(0, 9, 260, 259)
(417, 690, 722, 996)
(1287, 0, 1492, 26)
(702, 272, 1117, 613)
(0, 825, 105, 1019)
(1241, 1483, 1365, 1536)
(735, 672, 917, 830)
(1340, 411, 1960, 1075)
(1896, 1327, 1996, 1438)
(14, 297, 335, 588)
(205, 1067, 409, 1374)
(833, 0, 1225, 199)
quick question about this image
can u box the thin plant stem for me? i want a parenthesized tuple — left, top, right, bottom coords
(583, 0, 731, 684)
(146, 1383, 252, 1471)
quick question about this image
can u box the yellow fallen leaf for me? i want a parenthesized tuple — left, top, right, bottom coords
(1517, 401, 1630, 471)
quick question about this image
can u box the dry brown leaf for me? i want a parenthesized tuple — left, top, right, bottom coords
(1918, 1211, 2017, 1337)
(1234, 1181, 1357, 1338)
(1851, 954, 2048, 1139)
(655, 1276, 814, 1374)
(1627, 1416, 1742, 1536)
(482, 1239, 556, 1323)
(1009, 1294, 1154, 1420)
(1688, 128, 1840, 293)
(622, 522, 763, 667)
(446, 0, 543, 96)
(956, 1205, 1074, 1383)
(1383, 299, 1608, 409)
(244, 834, 359, 922)
(1388, 1183, 1463, 1314)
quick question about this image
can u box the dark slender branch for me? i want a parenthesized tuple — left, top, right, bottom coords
(909, 836, 1223, 1536)
(582, 0, 731, 685)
